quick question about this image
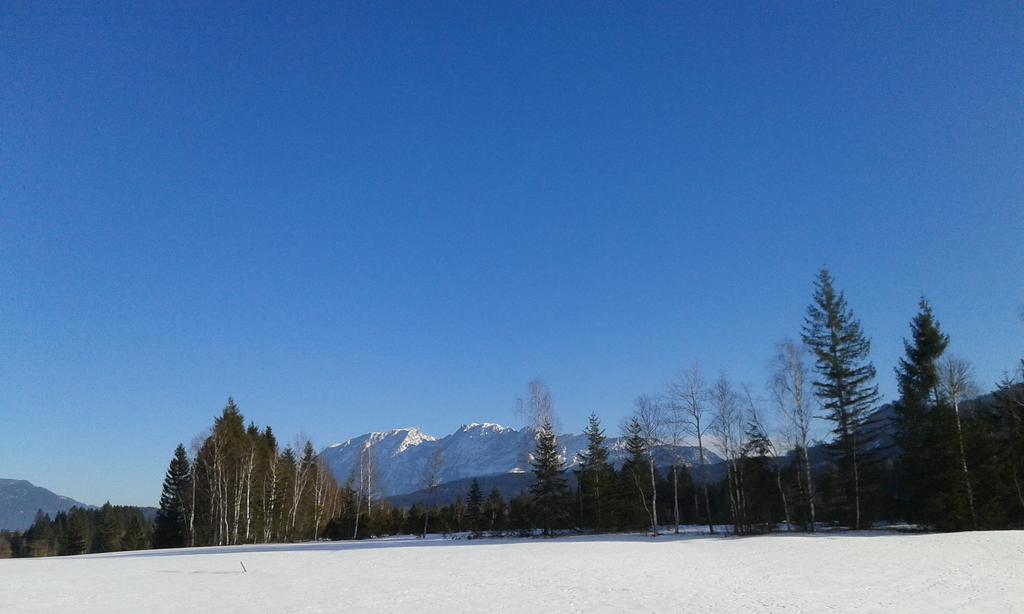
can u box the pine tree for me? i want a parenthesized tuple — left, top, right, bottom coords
(743, 412, 791, 531)
(577, 413, 614, 532)
(154, 444, 192, 548)
(619, 417, 652, 532)
(802, 268, 880, 529)
(27, 511, 53, 557)
(896, 298, 949, 410)
(992, 372, 1024, 523)
(120, 513, 149, 551)
(96, 503, 121, 552)
(508, 495, 533, 536)
(63, 508, 90, 555)
(465, 479, 484, 537)
(276, 447, 297, 539)
(894, 298, 951, 525)
(530, 416, 569, 535)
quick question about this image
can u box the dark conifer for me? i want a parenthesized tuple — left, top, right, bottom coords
(64, 509, 90, 555)
(120, 513, 149, 551)
(529, 416, 569, 535)
(619, 417, 652, 532)
(894, 298, 952, 525)
(153, 444, 192, 548)
(27, 511, 53, 557)
(578, 413, 614, 532)
(896, 298, 949, 409)
(96, 502, 121, 552)
(465, 479, 484, 536)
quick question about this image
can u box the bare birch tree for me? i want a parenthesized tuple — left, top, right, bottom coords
(668, 361, 716, 534)
(188, 435, 205, 547)
(286, 439, 315, 538)
(516, 377, 558, 470)
(712, 374, 747, 534)
(770, 339, 818, 531)
(665, 392, 690, 534)
(311, 457, 337, 541)
(352, 438, 378, 539)
(517, 377, 557, 430)
(420, 448, 445, 538)
(262, 447, 279, 543)
(939, 354, 979, 528)
(242, 439, 256, 542)
(634, 395, 664, 534)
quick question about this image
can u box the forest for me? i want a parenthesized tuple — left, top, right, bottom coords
(3, 268, 1022, 558)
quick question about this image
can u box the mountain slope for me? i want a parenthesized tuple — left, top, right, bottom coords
(321, 423, 721, 498)
(0, 479, 92, 531)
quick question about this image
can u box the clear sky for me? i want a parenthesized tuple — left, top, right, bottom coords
(2, 2, 1022, 507)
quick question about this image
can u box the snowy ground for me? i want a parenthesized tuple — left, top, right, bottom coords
(3, 530, 1023, 613)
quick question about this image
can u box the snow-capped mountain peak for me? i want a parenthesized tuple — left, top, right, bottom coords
(320, 423, 720, 498)
(457, 422, 512, 435)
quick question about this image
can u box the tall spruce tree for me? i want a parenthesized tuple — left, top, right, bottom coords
(896, 298, 949, 409)
(96, 503, 121, 552)
(64, 508, 90, 555)
(577, 413, 614, 532)
(894, 298, 951, 524)
(154, 444, 192, 548)
(619, 417, 652, 532)
(120, 513, 149, 551)
(28, 511, 53, 557)
(802, 268, 880, 529)
(529, 416, 568, 535)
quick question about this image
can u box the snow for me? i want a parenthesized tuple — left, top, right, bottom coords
(3, 531, 1022, 613)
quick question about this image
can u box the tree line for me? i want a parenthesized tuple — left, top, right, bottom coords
(0, 505, 150, 558)
(518, 268, 1024, 535)
(3, 267, 1022, 557)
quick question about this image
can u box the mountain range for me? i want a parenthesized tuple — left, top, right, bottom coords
(320, 422, 722, 499)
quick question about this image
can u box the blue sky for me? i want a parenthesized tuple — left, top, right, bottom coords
(2, 2, 1021, 506)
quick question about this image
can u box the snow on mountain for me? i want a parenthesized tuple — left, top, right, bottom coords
(320, 423, 721, 498)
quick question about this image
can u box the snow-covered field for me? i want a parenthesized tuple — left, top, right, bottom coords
(3, 531, 1022, 613)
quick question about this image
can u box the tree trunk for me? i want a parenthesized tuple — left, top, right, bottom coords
(802, 444, 816, 532)
(851, 435, 862, 531)
(951, 396, 978, 528)
(648, 456, 658, 534)
(776, 469, 791, 531)
(1012, 466, 1024, 514)
(244, 447, 255, 542)
(696, 430, 714, 534)
(189, 467, 197, 547)
(726, 462, 739, 535)
(672, 464, 680, 534)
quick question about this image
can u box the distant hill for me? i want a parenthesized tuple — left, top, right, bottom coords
(386, 472, 535, 508)
(385, 460, 732, 508)
(0, 479, 93, 531)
